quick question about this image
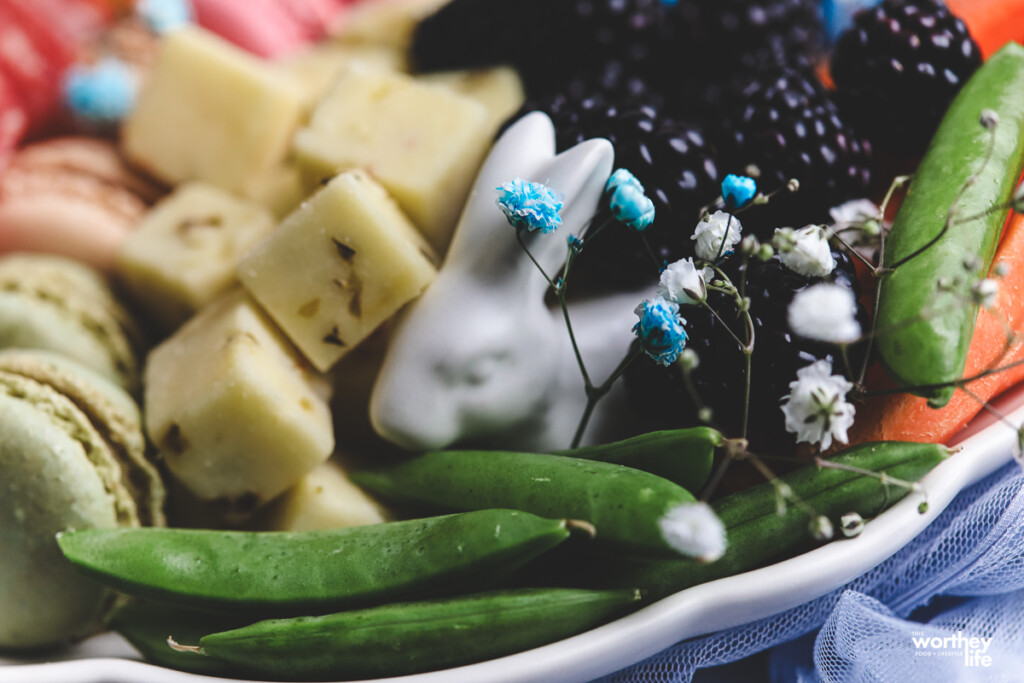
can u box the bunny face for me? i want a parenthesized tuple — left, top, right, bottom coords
(370, 113, 617, 452)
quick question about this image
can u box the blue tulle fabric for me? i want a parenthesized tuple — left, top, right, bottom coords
(595, 460, 1024, 682)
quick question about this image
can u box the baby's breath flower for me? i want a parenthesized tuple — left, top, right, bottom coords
(496, 178, 563, 234)
(658, 258, 712, 305)
(809, 515, 835, 541)
(633, 297, 688, 366)
(566, 234, 584, 252)
(829, 199, 880, 229)
(659, 502, 727, 561)
(840, 512, 865, 538)
(774, 225, 835, 277)
(606, 168, 640, 193)
(722, 174, 757, 209)
(788, 284, 861, 344)
(781, 360, 856, 451)
(63, 58, 138, 123)
(137, 0, 193, 33)
(972, 278, 999, 309)
(692, 211, 742, 262)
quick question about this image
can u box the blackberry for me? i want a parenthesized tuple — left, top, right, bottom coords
(666, 0, 825, 79)
(509, 88, 720, 286)
(720, 68, 873, 237)
(830, 0, 982, 156)
(624, 248, 866, 451)
(410, 0, 668, 97)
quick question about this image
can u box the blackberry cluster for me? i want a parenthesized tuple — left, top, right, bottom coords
(719, 69, 874, 236)
(624, 248, 867, 452)
(830, 0, 982, 156)
(510, 89, 720, 286)
(666, 0, 824, 81)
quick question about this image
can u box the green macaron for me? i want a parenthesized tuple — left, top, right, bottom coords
(0, 352, 163, 651)
(0, 253, 145, 394)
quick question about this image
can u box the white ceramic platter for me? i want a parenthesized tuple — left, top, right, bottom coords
(3, 384, 1022, 683)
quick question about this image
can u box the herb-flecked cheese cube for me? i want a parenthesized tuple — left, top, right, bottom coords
(251, 458, 392, 531)
(279, 43, 405, 116)
(144, 289, 333, 511)
(292, 68, 490, 253)
(118, 182, 276, 330)
(123, 27, 304, 194)
(237, 170, 437, 372)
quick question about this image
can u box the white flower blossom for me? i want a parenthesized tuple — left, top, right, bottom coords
(658, 258, 712, 305)
(829, 199, 880, 229)
(659, 502, 727, 562)
(788, 284, 862, 344)
(972, 278, 999, 309)
(774, 225, 835, 277)
(692, 211, 742, 262)
(780, 360, 856, 451)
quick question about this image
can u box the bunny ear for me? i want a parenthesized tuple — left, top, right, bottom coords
(516, 135, 615, 286)
(445, 112, 556, 266)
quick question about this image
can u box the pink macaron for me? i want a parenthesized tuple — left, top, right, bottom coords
(0, 137, 164, 271)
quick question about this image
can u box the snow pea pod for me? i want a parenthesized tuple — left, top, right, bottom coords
(57, 508, 570, 616)
(584, 441, 948, 601)
(876, 43, 1024, 407)
(191, 588, 642, 681)
(351, 450, 699, 558)
(556, 427, 722, 493)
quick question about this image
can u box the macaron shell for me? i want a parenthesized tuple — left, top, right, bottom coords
(0, 372, 138, 650)
(0, 349, 166, 526)
(0, 254, 144, 392)
(0, 138, 164, 271)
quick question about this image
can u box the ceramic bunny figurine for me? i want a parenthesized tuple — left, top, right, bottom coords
(370, 112, 654, 452)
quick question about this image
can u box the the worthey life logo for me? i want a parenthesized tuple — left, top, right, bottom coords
(910, 630, 994, 668)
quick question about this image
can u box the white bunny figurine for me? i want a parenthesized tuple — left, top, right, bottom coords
(370, 112, 655, 452)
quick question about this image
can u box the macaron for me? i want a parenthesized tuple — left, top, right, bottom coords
(0, 137, 164, 271)
(0, 350, 163, 651)
(0, 253, 146, 393)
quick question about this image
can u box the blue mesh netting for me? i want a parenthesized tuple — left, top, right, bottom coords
(594, 460, 1024, 683)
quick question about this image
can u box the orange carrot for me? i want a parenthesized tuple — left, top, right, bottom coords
(947, 0, 1024, 60)
(850, 207, 1024, 445)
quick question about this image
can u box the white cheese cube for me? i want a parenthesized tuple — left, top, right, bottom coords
(237, 170, 437, 372)
(123, 27, 304, 194)
(292, 68, 491, 253)
(118, 183, 276, 330)
(418, 67, 525, 137)
(144, 289, 333, 513)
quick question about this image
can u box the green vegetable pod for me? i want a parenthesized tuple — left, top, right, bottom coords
(557, 427, 722, 493)
(876, 43, 1024, 407)
(351, 450, 701, 558)
(587, 441, 949, 601)
(57, 508, 570, 616)
(191, 588, 642, 681)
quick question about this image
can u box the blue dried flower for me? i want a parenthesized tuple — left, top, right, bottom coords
(567, 234, 584, 251)
(610, 182, 656, 231)
(722, 174, 757, 209)
(63, 58, 137, 123)
(606, 168, 641, 194)
(496, 178, 564, 234)
(633, 297, 688, 366)
(137, 0, 193, 34)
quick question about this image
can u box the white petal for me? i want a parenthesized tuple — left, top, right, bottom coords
(659, 502, 727, 561)
(778, 225, 835, 277)
(788, 284, 861, 343)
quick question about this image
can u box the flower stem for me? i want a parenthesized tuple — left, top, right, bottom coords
(570, 345, 643, 448)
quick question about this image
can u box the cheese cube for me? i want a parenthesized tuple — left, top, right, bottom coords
(338, 0, 449, 50)
(118, 183, 276, 330)
(418, 67, 525, 137)
(123, 28, 304, 194)
(252, 458, 392, 531)
(292, 68, 491, 253)
(144, 289, 333, 510)
(280, 43, 405, 116)
(241, 163, 307, 220)
(238, 170, 437, 372)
